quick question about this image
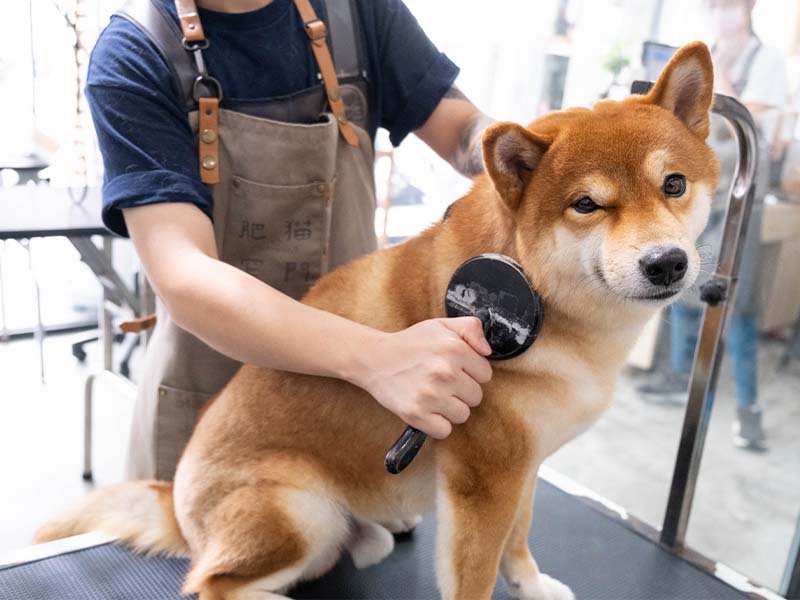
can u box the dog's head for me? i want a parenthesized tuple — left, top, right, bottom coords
(482, 42, 720, 311)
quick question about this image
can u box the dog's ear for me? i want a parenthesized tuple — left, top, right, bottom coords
(482, 122, 551, 211)
(646, 41, 714, 139)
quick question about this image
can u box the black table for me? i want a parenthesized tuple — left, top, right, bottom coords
(0, 185, 105, 240)
(0, 479, 752, 600)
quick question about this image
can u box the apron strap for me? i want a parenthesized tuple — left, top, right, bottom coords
(198, 97, 221, 184)
(120, 314, 157, 333)
(294, 0, 360, 147)
(321, 0, 365, 81)
(115, 0, 197, 111)
(172, 0, 221, 184)
(174, 0, 206, 42)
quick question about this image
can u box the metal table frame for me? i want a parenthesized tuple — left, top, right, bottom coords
(633, 82, 798, 598)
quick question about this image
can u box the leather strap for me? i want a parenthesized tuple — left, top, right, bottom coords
(293, 0, 359, 147)
(174, 0, 205, 42)
(198, 97, 220, 184)
(321, 0, 363, 80)
(116, 0, 197, 111)
(120, 314, 157, 333)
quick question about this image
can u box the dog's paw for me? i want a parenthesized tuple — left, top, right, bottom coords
(346, 519, 395, 569)
(508, 573, 575, 600)
(381, 515, 422, 535)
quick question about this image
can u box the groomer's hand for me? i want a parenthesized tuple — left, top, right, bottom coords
(354, 317, 493, 439)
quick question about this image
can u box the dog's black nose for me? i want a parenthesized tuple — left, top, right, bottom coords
(639, 247, 688, 286)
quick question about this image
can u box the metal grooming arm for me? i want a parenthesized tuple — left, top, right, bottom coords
(631, 81, 760, 549)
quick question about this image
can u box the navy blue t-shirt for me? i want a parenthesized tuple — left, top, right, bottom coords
(86, 0, 460, 237)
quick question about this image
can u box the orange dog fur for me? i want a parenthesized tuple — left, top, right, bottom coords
(37, 42, 720, 600)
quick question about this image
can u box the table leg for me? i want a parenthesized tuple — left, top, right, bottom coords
(100, 238, 113, 372)
(21, 239, 45, 383)
(82, 372, 95, 481)
(0, 240, 7, 343)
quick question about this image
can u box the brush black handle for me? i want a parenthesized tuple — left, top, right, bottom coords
(385, 310, 491, 474)
(385, 426, 427, 474)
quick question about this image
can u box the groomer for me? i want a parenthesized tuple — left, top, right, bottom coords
(87, 0, 496, 480)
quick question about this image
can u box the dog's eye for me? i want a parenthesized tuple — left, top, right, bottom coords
(663, 173, 686, 197)
(572, 196, 600, 214)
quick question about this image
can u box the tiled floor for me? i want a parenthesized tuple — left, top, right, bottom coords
(1, 330, 798, 593)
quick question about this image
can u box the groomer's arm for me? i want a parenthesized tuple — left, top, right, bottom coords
(414, 85, 495, 177)
(124, 203, 492, 439)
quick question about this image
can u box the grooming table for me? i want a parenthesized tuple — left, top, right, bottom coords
(0, 479, 750, 600)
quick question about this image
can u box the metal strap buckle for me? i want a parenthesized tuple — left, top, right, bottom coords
(182, 37, 210, 51)
(192, 75, 223, 102)
(304, 19, 326, 41)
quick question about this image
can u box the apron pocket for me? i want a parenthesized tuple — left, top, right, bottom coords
(154, 384, 213, 480)
(222, 175, 335, 299)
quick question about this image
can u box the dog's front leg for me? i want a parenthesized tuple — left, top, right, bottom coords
(435, 454, 527, 600)
(499, 472, 575, 600)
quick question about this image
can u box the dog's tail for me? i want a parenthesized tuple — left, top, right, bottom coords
(34, 481, 188, 556)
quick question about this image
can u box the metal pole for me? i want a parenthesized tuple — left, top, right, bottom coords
(22, 239, 46, 383)
(138, 270, 155, 347)
(648, 0, 665, 41)
(630, 82, 760, 549)
(68, 236, 139, 317)
(101, 237, 113, 371)
(29, 0, 36, 124)
(670, 92, 758, 548)
(0, 241, 7, 343)
(781, 512, 800, 599)
(82, 372, 95, 481)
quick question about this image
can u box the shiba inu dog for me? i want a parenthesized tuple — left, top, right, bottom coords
(37, 42, 720, 600)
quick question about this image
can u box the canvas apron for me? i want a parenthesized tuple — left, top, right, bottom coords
(117, 0, 377, 480)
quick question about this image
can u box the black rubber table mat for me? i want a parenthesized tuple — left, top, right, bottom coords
(0, 480, 748, 599)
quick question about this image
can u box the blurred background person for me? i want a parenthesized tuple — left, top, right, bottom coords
(637, 0, 789, 452)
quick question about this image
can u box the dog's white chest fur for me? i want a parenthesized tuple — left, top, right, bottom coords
(505, 337, 615, 459)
